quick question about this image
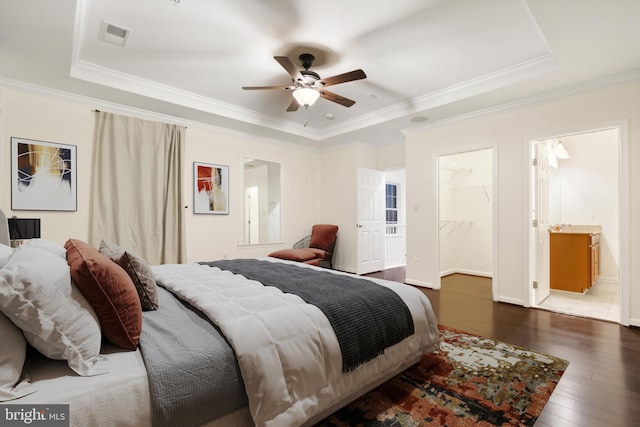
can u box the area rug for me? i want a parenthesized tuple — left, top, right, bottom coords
(315, 325, 568, 427)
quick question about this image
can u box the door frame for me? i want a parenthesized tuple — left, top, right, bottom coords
(531, 139, 552, 306)
(435, 143, 499, 301)
(526, 122, 630, 326)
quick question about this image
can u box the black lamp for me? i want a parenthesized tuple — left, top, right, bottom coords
(8, 217, 41, 247)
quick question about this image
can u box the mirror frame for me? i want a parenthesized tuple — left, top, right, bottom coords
(239, 158, 282, 246)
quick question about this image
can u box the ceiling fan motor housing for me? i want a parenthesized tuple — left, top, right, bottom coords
(299, 53, 315, 70)
(300, 70, 320, 86)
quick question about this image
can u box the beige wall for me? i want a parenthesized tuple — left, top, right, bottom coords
(1, 89, 96, 246)
(0, 88, 322, 263)
(320, 143, 378, 272)
(405, 82, 640, 326)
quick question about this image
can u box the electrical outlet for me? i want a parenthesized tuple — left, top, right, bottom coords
(413, 258, 419, 265)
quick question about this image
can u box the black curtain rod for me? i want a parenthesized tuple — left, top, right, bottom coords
(90, 109, 187, 128)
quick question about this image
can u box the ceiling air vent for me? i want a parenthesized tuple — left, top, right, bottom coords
(99, 21, 131, 47)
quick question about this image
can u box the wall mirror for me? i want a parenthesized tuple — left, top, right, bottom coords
(242, 158, 281, 244)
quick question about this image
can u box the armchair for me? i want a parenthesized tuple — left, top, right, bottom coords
(269, 224, 338, 269)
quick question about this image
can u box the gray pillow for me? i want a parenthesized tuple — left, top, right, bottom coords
(99, 240, 159, 311)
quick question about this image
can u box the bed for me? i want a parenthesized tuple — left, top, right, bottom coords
(0, 237, 439, 427)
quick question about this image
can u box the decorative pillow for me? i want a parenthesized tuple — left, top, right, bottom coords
(0, 312, 36, 401)
(99, 240, 158, 311)
(0, 246, 108, 377)
(309, 224, 339, 252)
(23, 238, 66, 258)
(65, 239, 142, 350)
(0, 243, 12, 267)
(268, 248, 317, 262)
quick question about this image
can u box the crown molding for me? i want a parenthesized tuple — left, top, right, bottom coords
(71, 0, 556, 143)
(0, 76, 323, 153)
(319, 53, 557, 139)
(402, 69, 640, 135)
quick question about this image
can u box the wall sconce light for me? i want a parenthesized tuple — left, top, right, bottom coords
(552, 140, 570, 159)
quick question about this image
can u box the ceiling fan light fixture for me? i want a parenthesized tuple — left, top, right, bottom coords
(293, 87, 320, 107)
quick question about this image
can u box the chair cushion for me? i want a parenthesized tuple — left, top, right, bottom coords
(305, 248, 327, 260)
(309, 224, 338, 252)
(269, 248, 317, 262)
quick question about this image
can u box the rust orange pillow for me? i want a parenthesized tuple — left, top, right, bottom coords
(65, 239, 142, 350)
(268, 248, 316, 262)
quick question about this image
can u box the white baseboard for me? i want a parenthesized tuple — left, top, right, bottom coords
(384, 262, 407, 269)
(595, 276, 619, 285)
(440, 268, 492, 278)
(405, 278, 438, 289)
(335, 264, 357, 274)
(498, 296, 524, 306)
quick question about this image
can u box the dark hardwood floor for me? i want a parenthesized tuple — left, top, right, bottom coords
(365, 268, 640, 427)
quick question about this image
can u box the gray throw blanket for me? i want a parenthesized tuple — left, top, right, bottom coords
(201, 259, 415, 373)
(139, 287, 248, 427)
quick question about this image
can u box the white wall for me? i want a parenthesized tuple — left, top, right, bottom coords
(555, 129, 619, 282)
(405, 82, 639, 326)
(438, 149, 492, 277)
(0, 87, 322, 263)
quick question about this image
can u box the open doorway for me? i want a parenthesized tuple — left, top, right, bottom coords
(530, 128, 621, 322)
(384, 169, 407, 269)
(438, 148, 495, 295)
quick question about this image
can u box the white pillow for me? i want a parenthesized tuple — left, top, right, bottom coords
(0, 243, 12, 267)
(23, 238, 66, 258)
(0, 312, 36, 401)
(0, 246, 109, 376)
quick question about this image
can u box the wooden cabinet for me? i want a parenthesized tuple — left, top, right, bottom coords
(550, 231, 600, 293)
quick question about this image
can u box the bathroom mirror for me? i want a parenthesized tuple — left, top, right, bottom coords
(242, 159, 281, 244)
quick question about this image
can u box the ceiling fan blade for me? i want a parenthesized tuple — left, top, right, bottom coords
(319, 69, 366, 87)
(286, 99, 300, 112)
(319, 89, 356, 107)
(274, 56, 304, 83)
(242, 85, 293, 90)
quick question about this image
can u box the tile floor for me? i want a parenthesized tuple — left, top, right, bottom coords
(536, 281, 620, 322)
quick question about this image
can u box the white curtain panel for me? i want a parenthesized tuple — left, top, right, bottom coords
(89, 112, 186, 264)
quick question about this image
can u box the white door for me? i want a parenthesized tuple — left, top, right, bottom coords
(245, 186, 259, 245)
(533, 141, 551, 305)
(357, 167, 385, 274)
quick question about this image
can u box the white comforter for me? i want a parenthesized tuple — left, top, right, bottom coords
(152, 259, 439, 427)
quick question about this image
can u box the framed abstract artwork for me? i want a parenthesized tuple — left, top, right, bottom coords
(194, 162, 229, 214)
(11, 137, 77, 211)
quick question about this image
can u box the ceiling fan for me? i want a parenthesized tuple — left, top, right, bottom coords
(242, 53, 367, 111)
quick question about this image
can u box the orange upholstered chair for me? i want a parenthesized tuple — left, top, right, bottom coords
(269, 224, 338, 269)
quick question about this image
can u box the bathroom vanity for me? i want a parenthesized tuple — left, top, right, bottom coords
(549, 225, 601, 293)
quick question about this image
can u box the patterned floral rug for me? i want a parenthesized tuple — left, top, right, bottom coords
(315, 325, 568, 427)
